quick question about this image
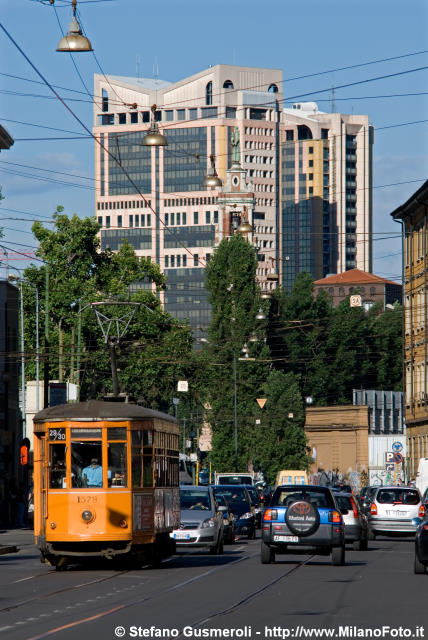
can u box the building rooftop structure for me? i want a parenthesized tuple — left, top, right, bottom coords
(313, 268, 402, 308)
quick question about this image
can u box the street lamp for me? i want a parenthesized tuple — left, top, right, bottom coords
(56, 0, 93, 52)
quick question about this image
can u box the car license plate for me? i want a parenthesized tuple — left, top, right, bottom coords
(273, 535, 299, 542)
(386, 510, 407, 517)
(174, 532, 191, 540)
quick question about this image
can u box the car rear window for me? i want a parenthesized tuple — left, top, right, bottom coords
(334, 495, 353, 511)
(376, 489, 420, 505)
(217, 475, 253, 485)
(271, 488, 335, 509)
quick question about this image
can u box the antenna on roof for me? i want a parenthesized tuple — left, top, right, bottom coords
(153, 56, 159, 82)
(330, 86, 336, 113)
(136, 55, 141, 79)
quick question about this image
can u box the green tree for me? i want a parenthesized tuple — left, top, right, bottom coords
(255, 370, 311, 485)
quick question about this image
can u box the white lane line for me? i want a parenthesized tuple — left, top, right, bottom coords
(13, 576, 36, 583)
(0, 626, 13, 633)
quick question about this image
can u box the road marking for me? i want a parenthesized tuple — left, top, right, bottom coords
(13, 576, 37, 583)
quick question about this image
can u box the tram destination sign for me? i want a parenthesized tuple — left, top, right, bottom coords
(48, 428, 66, 440)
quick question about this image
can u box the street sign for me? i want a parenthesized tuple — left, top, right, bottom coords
(256, 398, 267, 408)
(385, 452, 394, 464)
(392, 441, 403, 453)
(350, 295, 362, 307)
(385, 463, 394, 471)
(393, 452, 404, 464)
(177, 380, 188, 392)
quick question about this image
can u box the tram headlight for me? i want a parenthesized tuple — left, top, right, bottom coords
(119, 519, 128, 528)
(81, 510, 94, 523)
(50, 522, 56, 529)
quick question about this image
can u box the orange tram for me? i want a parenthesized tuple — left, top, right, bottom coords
(33, 400, 180, 570)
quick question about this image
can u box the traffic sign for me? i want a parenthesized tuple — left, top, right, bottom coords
(385, 463, 394, 471)
(393, 452, 403, 464)
(256, 398, 267, 408)
(392, 441, 403, 453)
(385, 452, 394, 464)
(350, 295, 362, 307)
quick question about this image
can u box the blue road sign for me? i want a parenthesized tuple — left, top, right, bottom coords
(392, 441, 403, 453)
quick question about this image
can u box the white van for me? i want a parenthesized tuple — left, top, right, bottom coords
(415, 458, 428, 494)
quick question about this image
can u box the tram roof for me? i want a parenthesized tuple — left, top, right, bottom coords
(33, 400, 177, 423)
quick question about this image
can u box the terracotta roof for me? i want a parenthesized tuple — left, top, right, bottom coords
(314, 269, 400, 287)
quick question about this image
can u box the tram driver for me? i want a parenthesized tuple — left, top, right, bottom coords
(82, 458, 103, 488)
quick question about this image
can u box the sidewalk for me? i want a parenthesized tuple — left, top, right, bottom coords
(0, 527, 34, 555)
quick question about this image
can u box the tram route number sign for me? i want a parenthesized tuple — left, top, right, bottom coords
(48, 428, 66, 440)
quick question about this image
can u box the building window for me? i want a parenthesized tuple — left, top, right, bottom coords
(309, 159, 313, 167)
(129, 215, 134, 228)
(177, 255, 181, 267)
(118, 113, 126, 124)
(226, 107, 237, 119)
(339, 287, 345, 296)
(170, 212, 175, 226)
(117, 215, 122, 228)
(165, 255, 169, 268)
(102, 89, 108, 112)
(206, 253, 211, 262)
(130, 112, 138, 124)
(147, 214, 151, 227)
(308, 146, 314, 154)
(97, 216, 102, 225)
(321, 128, 329, 139)
(106, 216, 110, 228)
(223, 80, 234, 89)
(177, 109, 186, 121)
(183, 255, 187, 267)
(135, 215, 139, 227)
(189, 108, 197, 120)
(206, 81, 213, 106)
(182, 212, 187, 225)
(193, 253, 199, 267)
(370, 287, 376, 295)
(164, 213, 169, 226)
(171, 255, 175, 267)
(206, 211, 211, 224)
(309, 173, 313, 180)
(142, 111, 150, 123)
(286, 130, 294, 141)
(165, 110, 173, 121)
(328, 287, 334, 295)
(213, 210, 218, 224)
(194, 212, 199, 225)
(176, 212, 181, 225)
(268, 84, 278, 93)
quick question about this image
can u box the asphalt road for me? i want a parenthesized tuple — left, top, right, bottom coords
(0, 530, 427, 640)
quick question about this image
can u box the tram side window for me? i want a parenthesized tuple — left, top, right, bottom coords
(49, 444, 66, 488)
(108, 442, 127, 487)
(131, 431, 143, 488)
(71, 441, 103, 488)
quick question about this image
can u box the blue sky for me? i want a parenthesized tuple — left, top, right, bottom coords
(0, 0, 427, 283)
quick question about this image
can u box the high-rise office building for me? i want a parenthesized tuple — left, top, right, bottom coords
(93, 65, 373, 329)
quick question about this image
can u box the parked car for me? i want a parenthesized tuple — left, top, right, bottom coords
(170, 486, 224, 554)
(261, 485, 345, 566)
(212, 485, 256, 539)
(367, 486, 424, 538)
(334, 492, 368, 550)
(215, 493, 236, 544)
(245, 485, 263, 528)
(414, 519, 428, 574)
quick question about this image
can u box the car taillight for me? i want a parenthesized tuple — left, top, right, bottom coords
(423, 524, 428, 531)
(329, 510, 342, 523)
(418, 504, 426, 518)
(370, 502, 378, 515)
(263, 509, 278, 521)
(350, 498, 359, 519)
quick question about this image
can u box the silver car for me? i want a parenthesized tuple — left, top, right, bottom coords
(170, 486, 224, 554)
(368, 486, 424, 538)
(334, 492, 368, 550)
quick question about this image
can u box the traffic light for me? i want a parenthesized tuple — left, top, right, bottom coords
(20, 438, 30, 466)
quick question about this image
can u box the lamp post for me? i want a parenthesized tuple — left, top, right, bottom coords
(7, 271, 25, 437)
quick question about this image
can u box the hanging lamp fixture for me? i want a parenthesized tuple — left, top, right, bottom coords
(57, 0, 93, 52)
(202, 155, 222, 188)
(142, 105, 168, 147)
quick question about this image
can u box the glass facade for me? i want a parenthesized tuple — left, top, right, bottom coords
(164, 268, 211, 329)
(108, 132, 152, 195)
(100, 228, 152, 251)
(163, 127, 207, 192)
(164, 225, 215, 249)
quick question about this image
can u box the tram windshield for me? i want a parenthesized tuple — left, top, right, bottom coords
(71, 441, 103, 488)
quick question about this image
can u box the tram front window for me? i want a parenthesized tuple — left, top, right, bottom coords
(71, 441, 102, 488)
(49, 444, 66, 488)
(108, 442, 127, 487)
